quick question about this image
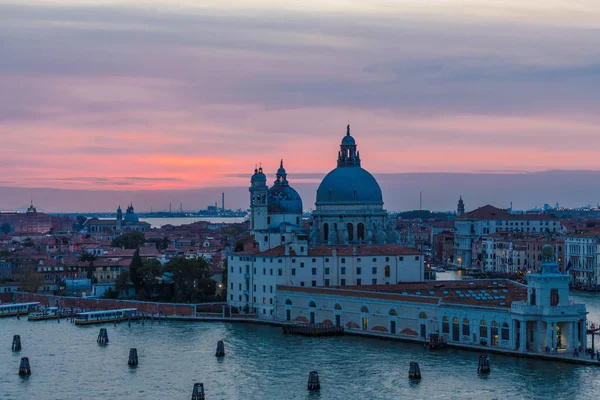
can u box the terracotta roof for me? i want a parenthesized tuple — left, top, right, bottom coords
(277, 285, 440, 305)
(236, 244, 421, 257)
(459, 205, 558, 221)
(279, 279, 526, 308)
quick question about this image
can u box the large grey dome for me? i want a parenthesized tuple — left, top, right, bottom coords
(315, 125, 383, 206)
(268, 185, 303, 214)
(316, 167, 383, 205)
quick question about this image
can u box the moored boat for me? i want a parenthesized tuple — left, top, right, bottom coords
(74, 308, 138, 325)
(0, 302, 40, 317)
(28, 307, 60, 321)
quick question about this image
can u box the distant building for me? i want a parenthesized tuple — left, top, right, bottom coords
(0, 201, 52, 234)
(84, 203, 151, 233)
(454, 204, 560, 269)
(457, 196, 465, 216)
(564, 229, 600, 287)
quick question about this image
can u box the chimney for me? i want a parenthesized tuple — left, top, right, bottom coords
(222, 192, 225, 212)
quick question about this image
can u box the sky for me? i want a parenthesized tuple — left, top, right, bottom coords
(1, 1, 600, 210)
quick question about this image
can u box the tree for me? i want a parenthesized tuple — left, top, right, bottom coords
(128, 249, 144, 294)
(102, 287, 119, 299)
(78, 253, 97, 280)
(111, 232, 146, 249)
(162, 256, 212, 302)
(115, 271, 130, 297)
(0, 223, 11, 234)
(15, 266, 44, 293)
(76, 215, 87, 225)
(137, 258, 162, 298)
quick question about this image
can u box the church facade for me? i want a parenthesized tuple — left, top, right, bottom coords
(228, 127, 423, 317)
(84, 203, 151, 233)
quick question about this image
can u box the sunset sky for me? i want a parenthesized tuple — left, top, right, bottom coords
(2, 1, 600, 199)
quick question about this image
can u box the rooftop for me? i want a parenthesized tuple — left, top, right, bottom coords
(278, 279, 527, 308)
(235, 244, 422, 257)
(459, 205, 559, 221)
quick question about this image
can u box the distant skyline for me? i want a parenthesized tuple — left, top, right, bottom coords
(2, 1, 600, 195)
(3, 170, 600, 213)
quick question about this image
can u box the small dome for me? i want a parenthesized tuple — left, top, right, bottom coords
(268, 185, 302, 215)
(341, 135, 356, 146)
(124, 203, 139, 223)
(541, 244, 554, 259)
(316, 167, 383, 205)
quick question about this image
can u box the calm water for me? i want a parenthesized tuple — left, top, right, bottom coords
(2, 285, 600, 399)
(140, 217, 245, 228)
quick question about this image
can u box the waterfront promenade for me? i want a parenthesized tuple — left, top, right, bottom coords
(13, 291, 600, 367)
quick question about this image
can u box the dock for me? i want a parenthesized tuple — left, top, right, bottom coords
(282, 323, 344, 337)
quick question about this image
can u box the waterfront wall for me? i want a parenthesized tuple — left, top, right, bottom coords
(15, 292, 225, 317)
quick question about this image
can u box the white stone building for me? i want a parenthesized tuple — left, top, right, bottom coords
(277, 247, 587, 357)
(564, 229, 600, 287)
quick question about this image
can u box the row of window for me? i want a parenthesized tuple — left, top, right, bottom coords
(234, 256, 419, 263)
(442, 317, 510, 343)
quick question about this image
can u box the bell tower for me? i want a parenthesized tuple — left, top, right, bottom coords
(249, 166, 268, 232)
(116, 205, 123, 231)
(457, 196, 465, 216)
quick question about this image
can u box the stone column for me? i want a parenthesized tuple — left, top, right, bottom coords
(511, 319, 517, 350)
(519, 320, 526, 352)
(570, 321, 576, 352)
(546, 322, 553, 352)
(582, 319, 588, 350)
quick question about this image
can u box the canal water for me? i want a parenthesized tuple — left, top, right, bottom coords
(2, 285, 600, 399)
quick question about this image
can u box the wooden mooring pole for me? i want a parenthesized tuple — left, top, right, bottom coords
(18, 357, 31, 376)
(97, 328, 109, 345)
(478, 355, 491, 374)
(12, 335, 21, 351)
(128, 348, 139, 366)
(215, 341, 225, 357)
(191, 383, 205, 400)
(307, 371, 320, 391)
(409, 361, 422, 380)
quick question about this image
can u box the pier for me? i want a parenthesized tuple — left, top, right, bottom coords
(282, 323, 344, 337)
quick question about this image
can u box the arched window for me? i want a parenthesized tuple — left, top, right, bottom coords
(491, 321, 499, 346)
(501, 322, 510, 341)
(334, 303, 342, 310)
(419, 312, 427, 319)
(384, 265, 390, 278)
(389, 309, 397, 316)
(285, 299, 292, 305)
(360, 306, 369, 313)
(442, 316, 449, 334)
(462, 318, 470, 336)
(480, 320, 488, 341)
(323, 223, 329, 241)
(347, 223, 354, 241)
(309, 301, 316, 308)
(357, 223, 365, 241)
(452, 317, 460, 341)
